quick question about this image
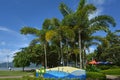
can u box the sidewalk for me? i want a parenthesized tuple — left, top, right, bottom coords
(106, 75, 120, 80)
(0, 76, 22, 79)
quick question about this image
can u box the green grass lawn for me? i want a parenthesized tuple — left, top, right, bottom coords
(0, 71, 33, 80)
(101, 68, 120, 75)
(0, 78, 21, 80)
(0, 68, 120, 80)
(0, 71, 33, 76)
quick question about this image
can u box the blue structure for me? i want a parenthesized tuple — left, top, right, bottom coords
(36, 66, 86, 80)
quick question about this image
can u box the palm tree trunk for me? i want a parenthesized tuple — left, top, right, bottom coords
(44, 44, 47, 68)
(79, 30, 82, 69)
(83, 46, 86, 69)
(60, 40, 64, 66)
(76, 54, 78, 67)
(66, 39, 69, 66)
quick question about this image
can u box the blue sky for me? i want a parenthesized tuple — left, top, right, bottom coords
(0, 0, 120, 63)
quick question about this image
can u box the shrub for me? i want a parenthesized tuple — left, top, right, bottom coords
(22, 76, 84, 80)
(101, 69, 120, 75)
(86, 72, 106, 80)
(86, 65, 101, 72)
(110, 65, 120, 69)
(96, 65, 111, 70)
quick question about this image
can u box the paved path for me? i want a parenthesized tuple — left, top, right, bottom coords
(106, 75, 120, 80)
(0, 75, 34, 79)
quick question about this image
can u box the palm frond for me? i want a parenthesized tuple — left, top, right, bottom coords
(51, 18, 60, 29)
(42, 19, 51, 29)
(20, 27, 39, 36)
(88, 23, 110, 34)
(90, 15, 116, 27)
(45, 30, 57, 42)
(77, 4, 96, 15)
(29, 38, 40, 46)
(59, 3, 73, 17)
(77, 0, 86, 10)
(115, 30, 120, 33)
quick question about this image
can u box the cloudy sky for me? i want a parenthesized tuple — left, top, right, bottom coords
(0, 0, 120, 63)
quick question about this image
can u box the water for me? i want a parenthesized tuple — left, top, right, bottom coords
(0, 67, 37, 71)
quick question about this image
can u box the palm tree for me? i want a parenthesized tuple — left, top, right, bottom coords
(45, 18, 68, 66)
(45, 17, 76, 66)
(59, 0, 116, 68)
(95, 30, 120, 62)
(20, 19, 51, 68)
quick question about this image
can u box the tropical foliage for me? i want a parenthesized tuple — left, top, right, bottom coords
(94, 30, 120, 66)
(13, 0, 119, 69)
(13, 48, 31, 71)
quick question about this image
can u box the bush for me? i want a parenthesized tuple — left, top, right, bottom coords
(110, 65, 120, 69)
(22, 76, 45, 80)
(101, 69, 120, 75)
(22, 76, 83, 80)
(96, 65, 120, 70)
(96, 65, 111, 70)
(86, 65, 101, 72)
(86, 72, 106, 80)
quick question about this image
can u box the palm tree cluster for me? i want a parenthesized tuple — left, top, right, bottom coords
(14, 0, 116, 69)
(94, 30, 120, 66)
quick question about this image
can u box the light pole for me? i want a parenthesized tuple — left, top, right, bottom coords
(7, 55, 9, 68)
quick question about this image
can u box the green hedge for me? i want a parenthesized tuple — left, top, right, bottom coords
(86, 65, 101, 72)
(86, 72, 106, 80)
(22, 76, 82, 80)
(101, 69, 120, 75)
(96, 65, 120, 70)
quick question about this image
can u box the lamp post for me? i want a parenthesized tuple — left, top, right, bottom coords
(7, 55, 9, 68)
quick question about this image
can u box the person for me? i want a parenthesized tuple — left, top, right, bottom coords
(8, 66, 11, 71)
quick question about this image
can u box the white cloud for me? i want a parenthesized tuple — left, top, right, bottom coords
(88, 0, 106, 5)
(89, 47, 95, 53)
(0, 49, 20, 63)
(87, 0, 105, 19)
(0, 26, 21, 36)
(89, 8, 103, 19)
(86, 47, 96, 54)
(0, 26, 30, 41)
(0, 27, 10, 31)
(0, 26, 33, 63)
(0, 41, 6, 46)
(0, 26, 15, 33)
(92, 0, 105, 5)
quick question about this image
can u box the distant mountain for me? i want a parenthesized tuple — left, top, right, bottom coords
(0, 62, 13, 68)
(0, 62, 37, 68)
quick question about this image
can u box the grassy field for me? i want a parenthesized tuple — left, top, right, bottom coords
(0, 70, 33, 76)
(101, 68, 120, 75)
(0, 68, 120, 80)
(0, 70, 33, 80)
(0, 78, 21, 80)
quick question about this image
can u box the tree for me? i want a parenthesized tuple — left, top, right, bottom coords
(28, 44, 44, 66)
(59, 0, 116, 68)
(20, 19, 50, 68)
(13, 48, 30, 71)
(95, 30, 120, 66)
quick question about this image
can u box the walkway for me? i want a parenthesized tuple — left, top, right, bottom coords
(106, 75, 120, 80)
(0, 76, 22, 79)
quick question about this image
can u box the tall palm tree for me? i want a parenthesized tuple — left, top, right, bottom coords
(45, 18, 68, 66)
(20, 19, 51, 68)
(59, 0, 116, 68)
(45, 18, 76, 66)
